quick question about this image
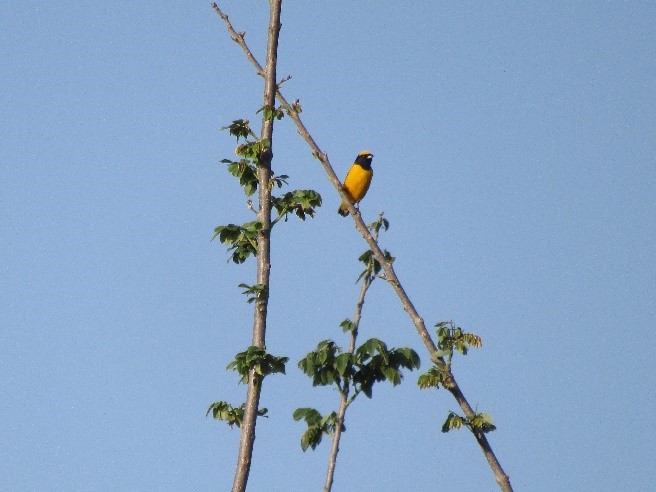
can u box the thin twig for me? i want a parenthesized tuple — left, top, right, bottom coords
(277, 74, 292, 89)
(324, 220, 380, 492)
(324, 275, 370, 492)
(212, 5, 265, 78)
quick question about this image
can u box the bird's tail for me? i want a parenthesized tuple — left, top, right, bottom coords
(337, 202, 350, 216)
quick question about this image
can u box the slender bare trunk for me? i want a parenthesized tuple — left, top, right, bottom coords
(229, 1, 282, 491)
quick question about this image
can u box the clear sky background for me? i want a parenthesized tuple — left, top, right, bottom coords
(2, 2, 655, 491)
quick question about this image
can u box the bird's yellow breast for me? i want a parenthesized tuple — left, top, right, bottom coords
(343, 163, 373, 203)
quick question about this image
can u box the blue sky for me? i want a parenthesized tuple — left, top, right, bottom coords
(2, 2, 655, 490)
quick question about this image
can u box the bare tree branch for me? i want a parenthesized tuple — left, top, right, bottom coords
(225, 1, 282, 491)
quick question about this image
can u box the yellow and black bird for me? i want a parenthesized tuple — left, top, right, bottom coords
(337, 151, 374, 216)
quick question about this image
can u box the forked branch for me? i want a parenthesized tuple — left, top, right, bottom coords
(212, 4, 512, 491)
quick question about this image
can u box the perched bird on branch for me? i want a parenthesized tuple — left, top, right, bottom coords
(337, 151, 374, 216)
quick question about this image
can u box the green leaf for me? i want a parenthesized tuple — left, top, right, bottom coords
(348, 341, 420, 398)
(469, 412, 497, 433)
(300, 426, 322, 451)
(382, 249, 395, 267)
(340, 319, 355, 333)
(238, 283, 268, 304)
(271, 189, 322, 224)
(335, 353, 352, 377)
(220, 119, 253, 140)
(356, 248, 394, 283)
(298, 340, 340, 387)
(417, 365, 448, 390)
(442, 412, 463, 433)
(293, 407, 322, 426)
(356, 251, 373, 283)
(359, 338, 386, 359)
(212, 221, 262, 264)
(434, 321, 482, 360)
(222, 158, 258, 196)
(270, 174, 289, 190)
(293, 407, 336, 452)
(393, 347, 421, 370)
(258, 105, 285, 121)
(369, 215, 390, 234)
(381, 366, 402, 386)
(235, 139, 270, 164)
(227, 346, 289, 384)
(206, 401, 267, 428)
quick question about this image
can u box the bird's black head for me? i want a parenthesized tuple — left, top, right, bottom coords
(355, 151, 374, 168)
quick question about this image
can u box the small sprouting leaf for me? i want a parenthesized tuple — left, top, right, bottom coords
(257, 105, 285, 121)
(440, 410, 496, 434)
(470, 412, 497, 433)
(356, 248, 394, 283)
(369, 215, 389, 234)
(238, 283, 268, 304)
(356, 250, 374, 283)
(441, 411, 465, 433)
(417, 365, 448, 390)
(220, 119, 253, 140)
(206, 401, 267, 428)
(270, 174, 289, 190)
(283, 99, 302, 115)
(434, 321, 482, 361)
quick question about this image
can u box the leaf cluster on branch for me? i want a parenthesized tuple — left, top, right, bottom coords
(212, 118, 322, 264)
(299, 338, 420, 399)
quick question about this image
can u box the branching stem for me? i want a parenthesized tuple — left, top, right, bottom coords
(324, 240, 374, 492)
